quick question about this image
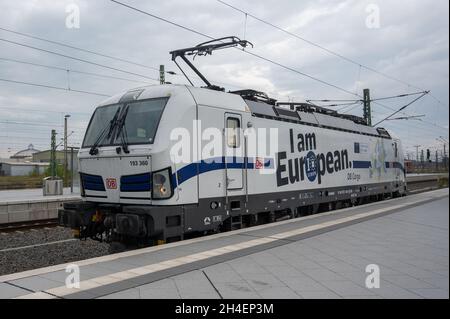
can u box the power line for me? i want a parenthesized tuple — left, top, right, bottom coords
(338, 102, 362, 113)
(215, 0, 447, 108)
(309, 101, 362, 108)
(370, 91, 429, 102)
(244, 50, 359, 97)
(0, 57, 155, 85)
(0, 78, 110, 97)
(0, 120, 65, 127)
(0, 105, 90, 115)
(371, 99, 448, 131)
(335, 91, 448, 133)
(0, 26, 165, 73)
(343, 99, 447, 134)
(0, 135, 83, 141)
(386, 115, 425, 121)
(307, 99, 361, 102)
(373, 91, 430, 126)
(0, 37, 160, 82)
(110, 0, 449, 133)
(307, 91, 427, 104)
(110, 0, 360, 98)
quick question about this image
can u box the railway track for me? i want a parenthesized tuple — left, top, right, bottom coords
(0, 219, 59, 233)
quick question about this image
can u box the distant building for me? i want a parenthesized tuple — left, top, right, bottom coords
(0, 161, 49, 176)
(0, 145, 80, 177)
(32, 149, 79, 172)
(9, 144, 40, 161)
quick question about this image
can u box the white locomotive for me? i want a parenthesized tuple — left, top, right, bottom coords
(59, 38, 406, 247)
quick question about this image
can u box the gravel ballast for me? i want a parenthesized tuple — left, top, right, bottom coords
(0, 227, 109, 276)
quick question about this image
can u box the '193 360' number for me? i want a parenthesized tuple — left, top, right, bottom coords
(130, 160, 149, 166)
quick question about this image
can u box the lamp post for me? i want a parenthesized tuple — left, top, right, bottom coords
(64, 114, 71, 186)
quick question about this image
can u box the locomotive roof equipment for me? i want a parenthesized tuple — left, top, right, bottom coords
(170, 36, 253, 91)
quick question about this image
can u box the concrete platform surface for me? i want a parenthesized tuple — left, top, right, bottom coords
(0, 187, 81, 224)
(0, 188, 448, 299)
(0, 187, 80, 204)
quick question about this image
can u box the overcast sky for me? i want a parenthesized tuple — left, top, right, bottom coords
(0, 0, 448, 159)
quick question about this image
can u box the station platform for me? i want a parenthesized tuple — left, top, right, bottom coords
(0, 187, 80, 202)
(406, 173, 448, 184)
(0, 187, 80, 224)
(0, 188, 447, 299)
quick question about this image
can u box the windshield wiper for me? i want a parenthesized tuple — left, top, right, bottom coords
(89, 107, 121, 155)
(115, 104, 130, 154)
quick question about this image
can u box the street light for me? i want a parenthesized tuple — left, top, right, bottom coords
(64, 114, 71, 186)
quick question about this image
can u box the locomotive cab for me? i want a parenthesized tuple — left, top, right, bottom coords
(78, 85, 196, 206)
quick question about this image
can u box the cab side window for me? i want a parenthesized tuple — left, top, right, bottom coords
(226, 117, 240, 148)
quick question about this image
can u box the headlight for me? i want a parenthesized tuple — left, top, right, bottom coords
(152, 168, 172, 199)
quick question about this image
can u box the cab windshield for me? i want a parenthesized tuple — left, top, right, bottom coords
(82, 97, 169, 148)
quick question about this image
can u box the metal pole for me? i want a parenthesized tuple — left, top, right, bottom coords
(363, 88, 371, 126)
(436, 150, 438, 171)
(51, 130, 56, 178)
(63, 114, 71, 186)
(413, 145, 421, 163)
(444, 144, 448, 170)
(64, 116, 67, 185)
(420, 149, 424, 170)
(70, 147, 74, 193)
(159, 65, 165, 84)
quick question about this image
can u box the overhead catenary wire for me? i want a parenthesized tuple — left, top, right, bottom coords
(308, 101, 362, 108)
(306, 99, 362, 102)
(0, 32, 216, 87)
(0, 105, 91, 115)
(0, 2, 444, 149)
(385, 115, 425, 121)
(2, 10, 441, 130)
(0, 57, 155, 85)
(215, 0, 447, 108)
(370, 91, 430, 102)
(0, 120, 87, 128)
(307, 91, 429, 104)
(373, 91, 430, 126)
(110, 0, 360, 98)
(111, 2, 442, 111)
(109, 0, 448, 133)
(371, 99, 448, 131)
(333, 91, 448, 133)
(0, 78, 110, 97)
(0, 26, 168, 73)
(0, 37, 160, 82)
(341, 100, 447, 135)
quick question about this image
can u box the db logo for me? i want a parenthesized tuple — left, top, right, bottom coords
(255, 158, 263, 169)
(106, 178, 117, 189)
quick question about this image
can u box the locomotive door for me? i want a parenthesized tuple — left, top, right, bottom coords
(224, 113, 244, 191)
